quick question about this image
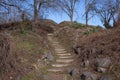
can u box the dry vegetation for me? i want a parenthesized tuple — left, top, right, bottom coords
(0, 19, 120, 80)
(55, 22, 120, 80)
(0, 19, 57, 80)
(0, 33, 23, 80)
(11, 31, 48, 80)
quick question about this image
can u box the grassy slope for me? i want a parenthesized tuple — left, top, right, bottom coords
(11, 30, 51, 80)
(0, 19, 57, 80)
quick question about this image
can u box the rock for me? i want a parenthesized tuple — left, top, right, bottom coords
(68, 68, 79, 76)
(47, 52, 54, 61)
(73, 46, 81, 55)
(99, 75, 112, 80)
(95, 58, 111, 73)
(42, 52, 54, 61)
(83, 60, 90, 68)
(97, 67, 106, 73)
(80, 71, 97, 80)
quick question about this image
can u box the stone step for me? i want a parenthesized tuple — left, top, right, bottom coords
(57, 51, 67, 53)
(52, 44, 63, 47)
(57, 53, 71, 56)
(47, 33, 53, 36)
(47, 68, 64, 72)
(52, 42, 59, 44)
(55, 48, 66, 50)
(52, 43, 59, 45)
(55, 47, 65, 49)
(56, 59, 74, 63)
(55, 49, 66, 52)
(52, 63, 70, 67)
(48, 38, 52, 41)
(58, 56, 73, 59)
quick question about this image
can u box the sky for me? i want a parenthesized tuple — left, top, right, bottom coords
(47, 1, 103, 27)
(28, 0, 103, 27)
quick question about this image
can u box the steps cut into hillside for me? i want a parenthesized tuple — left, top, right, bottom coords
(47, 33, 74, 73)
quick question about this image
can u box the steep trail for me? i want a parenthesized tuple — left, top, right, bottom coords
(44, 33, 75, 80)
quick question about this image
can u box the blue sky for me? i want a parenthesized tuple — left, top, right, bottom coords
(47, 1, 103, 27)
(47, 9, 103, 26)
(29, 0, 103, 27)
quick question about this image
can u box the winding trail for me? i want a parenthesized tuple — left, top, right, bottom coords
(44, 33, 75, 80)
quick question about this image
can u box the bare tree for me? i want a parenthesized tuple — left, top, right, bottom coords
(84, 0, 96, 27)
(92, 0, 120, 28)
(0, 0, 28, 23)
(111, 0, 120, 27)
(33, 0, 57, 24)
(57, 0, 79, 22)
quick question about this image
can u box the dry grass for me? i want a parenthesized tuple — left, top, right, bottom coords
(11, 30, 48, 70)
(55, 26, 120, 80)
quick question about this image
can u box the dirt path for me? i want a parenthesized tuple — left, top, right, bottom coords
(43, 33, 75, 80)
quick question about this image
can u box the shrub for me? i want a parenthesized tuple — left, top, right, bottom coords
(70, 21, 85, 29)
(84, 27, 99, 35)
(21, 20, 32, 30)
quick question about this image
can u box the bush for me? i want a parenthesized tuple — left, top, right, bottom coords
(70, 21, 85, 29)
(21, 20, 33, 30)
(84, 27, 99, 35)
(18, 29, 28, 34)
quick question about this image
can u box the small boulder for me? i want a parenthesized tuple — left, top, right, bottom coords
(42, 52, 54, 61)
(68, 68, 79, 76)
(73, 46, 81, 55)
(46, 52, 54, 61)
(95, 58, 111, 73)
(99, 75, 112, 80)
(83, 60, 90, 68)
(80, 71, 97, 80)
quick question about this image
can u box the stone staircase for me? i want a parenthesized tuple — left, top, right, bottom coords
(45, 33, 74, 80)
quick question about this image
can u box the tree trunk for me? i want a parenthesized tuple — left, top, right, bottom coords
(34, 0, 38, 25)
(85, 0, 88, 27)
(86, 12, 88, 27)
(104, 20, 112, 29)
(70, 10, 74, 22)
(114, 12, 120, 28)
(70, 15, 73, 22)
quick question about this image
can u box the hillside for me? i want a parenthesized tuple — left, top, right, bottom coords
(0, 20, 57, 80)
(55, 23, 120, 80)
(0, 20, 120, 80)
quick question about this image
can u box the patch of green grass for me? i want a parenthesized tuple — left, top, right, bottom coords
(17, 41, 35, 51)
(41, 64, 52, 75)
(19, 30, 28, 34)
(40, 48, 49, 53)
(70, 21, 85, 29)
(23, 71, 34, 80)
(11, 30, 28, 36)
(84, 27, 99, 35)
